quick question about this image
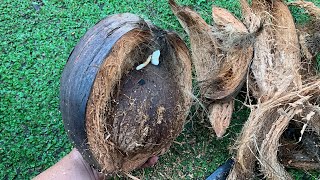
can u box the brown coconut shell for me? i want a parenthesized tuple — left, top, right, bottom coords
(60, 13, 192, 174)
(169, 0, 254, 137)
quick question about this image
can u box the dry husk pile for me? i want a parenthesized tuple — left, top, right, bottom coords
(170, 0, 320, 179)
(170, 0, 257, 138)
(60, 13, 192, 175)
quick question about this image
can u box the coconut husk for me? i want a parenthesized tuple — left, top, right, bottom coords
(228, 78, 320, 179)
(271, 0, 302, 89)
(288, 0, 320, 19)
(239, 0, 265, 99)
(169, 0, 229, 138)
(260, 108, 297, 180)
(210, 7, 255, 137)
(292, 2, 320, 77)
(248, 0, 302, 101)
(239, 0, 262, 33)
(85, 28, 192, 174)
(228, 0, 305, 178)
(241, 0, 274, 99)
(279, 108, 320, 171)
(169, 0, 255, 137)
(61, 13, 192, 175)
(294, 16, 320, 169)
(210, 7, 255, 100)
(259, 103, 320, 179)
(208, 101, 234, 138)
(169, 0, 220, 100)
(169, 0, 255, 100)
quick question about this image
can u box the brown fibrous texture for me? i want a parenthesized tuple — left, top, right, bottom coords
(247, 0, 302, 101)
(228, 0, 320, 179)
(228, 78, 320, 179)
(85, 28, 192, 174)
(169, 0, 255, 137)
(292, 1, 320, 78)
(208, 101, 234, 138)
(288, 0, 320, 19)
(279, 104, 320, 171)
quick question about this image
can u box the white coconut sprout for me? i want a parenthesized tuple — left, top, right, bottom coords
(136, 50, 160, 70)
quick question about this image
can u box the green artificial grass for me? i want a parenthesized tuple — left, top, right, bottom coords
(1, 0, 319, 179)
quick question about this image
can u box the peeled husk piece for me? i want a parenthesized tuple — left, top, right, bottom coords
(210, 7, 254, 137)
(259, 109, 295, 180)
(280, 3, 320, 172)
(169, 0, 253, 100)
(169, 0, 220, 100)
(228, 78, 320, 179)
(208, 101, 234, 138)
(228, 0, 306, 179)
(288, 0, 320, 19)
(169, 0, 254, 137)
(260, 102, 320, 179)
(60, 13, 192, 175)
(248, 0, 302, 101)
(279, 107, 320, 171)
(210, 7, 255, 100)
(291, 2, 320, 77)
(279, 2, 320, 172)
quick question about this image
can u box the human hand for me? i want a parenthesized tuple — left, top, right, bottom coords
(34, 148, 159, 180)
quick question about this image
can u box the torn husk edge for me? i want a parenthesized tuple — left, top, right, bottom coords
(288, 0, 320, 19)
(169, 0, 255, 137)
(228, 78, 320, 179)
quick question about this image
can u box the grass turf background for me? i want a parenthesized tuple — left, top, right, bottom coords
(1, 0, 319, 179)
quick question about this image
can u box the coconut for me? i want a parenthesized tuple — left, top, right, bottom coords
(169, 0, 254, 137)
(60, 13, 192, 174)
